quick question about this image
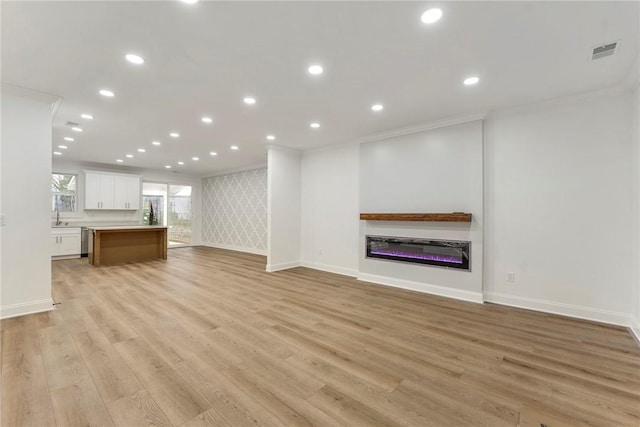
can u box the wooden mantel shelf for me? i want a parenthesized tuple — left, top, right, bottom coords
(359, 212, 472, 222)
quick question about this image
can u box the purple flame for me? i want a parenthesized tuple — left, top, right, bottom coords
(369, 250, 463, 264)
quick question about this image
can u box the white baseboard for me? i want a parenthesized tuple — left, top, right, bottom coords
(200, 242, 267, 256)
(484, 292, 632, 327)
(629, 317, 640, 346)
(266, 261, 301, 272)
(357, 273, 484, 304)
(300, 261, 358, 278)
(1, 298, 54, 320)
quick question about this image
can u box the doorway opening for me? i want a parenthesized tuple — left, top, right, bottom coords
(142, 182, 192, 247)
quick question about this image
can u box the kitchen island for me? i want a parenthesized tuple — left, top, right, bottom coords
(87, 225, 168, 266)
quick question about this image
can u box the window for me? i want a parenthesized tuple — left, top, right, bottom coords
(51, 173, 77, 213)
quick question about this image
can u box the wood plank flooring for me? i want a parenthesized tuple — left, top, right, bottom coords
(2, 246, 639, 426)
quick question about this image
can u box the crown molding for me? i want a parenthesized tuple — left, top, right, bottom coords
(302, 139, 360, 156)
(355, 112, 487, 145)
(200, 163, 267, 179)
(266, 144, 302, 155)
(623, 53, 640, 89)
(2, 83, 62, 114)
(486, 83, 634, 120)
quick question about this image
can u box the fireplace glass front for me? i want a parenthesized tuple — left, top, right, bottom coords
(366, 236, 470, 271)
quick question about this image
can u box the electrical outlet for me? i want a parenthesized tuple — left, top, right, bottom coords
(0, 214, 5, 226)
(507, 272, 515, 283)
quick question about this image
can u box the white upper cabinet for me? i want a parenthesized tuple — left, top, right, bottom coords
(84, 173, 115, 209)
(114, 175, 141, 210)
(84, 171, 140, 210)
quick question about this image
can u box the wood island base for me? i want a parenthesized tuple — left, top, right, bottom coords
(88, 226, 168, 266)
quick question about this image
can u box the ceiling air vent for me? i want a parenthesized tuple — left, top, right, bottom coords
(591, 42, 617, 60)
(65, 120, 80, 127)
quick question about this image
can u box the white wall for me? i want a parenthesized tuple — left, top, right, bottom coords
(632, 84, 640, 339)
(52, 158, 202, 244)
(1, 86, 59, 318)
(267, 146, 301, 271)
(201, 168, 267, 255)
(301, 144, 359, 276)
(484, 90, 634, 325)
(358, 120, 484, 302)
(295, 88, 638, 328)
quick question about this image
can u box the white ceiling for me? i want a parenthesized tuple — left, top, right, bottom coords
(2, 1, 638, 176)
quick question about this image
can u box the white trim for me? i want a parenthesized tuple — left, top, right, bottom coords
(302, 140, 361, 156)
(200, 163, 267, 179)
(622, 53, 639, 89)
(358, 273, 484, 304)
(266, 261, 301, 272)
(201, 242, 266, 256)
(266, 151, 273, 270)
(629, 318, 640, 347)
(83, 169, 142, 179)
(356, 113, 486, 145)
(266, 144, 302, 155)
(486, 84, 633, 120)
(484, 292, 631, 327)
(300, 261, 358, 278)
(52, 255, 81, 260)
(2, 83, 62, 109)
(1, 299, 54, 320)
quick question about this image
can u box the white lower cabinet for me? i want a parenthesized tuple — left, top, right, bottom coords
(51, 228, 81, 258)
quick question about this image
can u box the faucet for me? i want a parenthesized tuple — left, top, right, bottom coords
(55, 209, 61, 226)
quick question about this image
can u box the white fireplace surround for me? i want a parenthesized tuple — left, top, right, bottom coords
(357, 119, 484, 302)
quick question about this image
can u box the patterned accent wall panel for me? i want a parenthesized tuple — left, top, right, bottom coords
(202, 168, 267, 251)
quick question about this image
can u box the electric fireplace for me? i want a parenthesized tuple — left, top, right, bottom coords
(366, 236, 470, 271)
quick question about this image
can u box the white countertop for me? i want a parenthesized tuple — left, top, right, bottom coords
(52, 221, 140, 229)
(85, 225, 168, 231)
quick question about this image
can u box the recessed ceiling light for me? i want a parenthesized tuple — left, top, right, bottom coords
(178, 161, 184, 165)
(116, 159, 123, 163)
(192, 157, 199, 161)
(125, 53, 144, 65)
(80, 113, 94, 120)
(165, 165, 172, 169)
(53, 151, 62, 156)
(138, 148, 146, 153)
(152, 141, 161, 146)
(421, 8, 443, 24)
(463, 76, 480, 86)
(181, 0, 198, 3)
(266, 135, 276, 141)
(371, 104, 384, 112)
(310, 122, 320, 128)
(71, 127, 83, 132)
(210, 151, 217, 156)
(58, 145, 68, 149)
(243, 97, 256, 105)
(308, 65, 324, 75)
(126, 154, 134, 158)
(99, 89, 115, 97)
(170, 132, 180, 138)
(201, 116, 213, 124)
(230, 145, 239, 150)
(64, 137, 74, 142)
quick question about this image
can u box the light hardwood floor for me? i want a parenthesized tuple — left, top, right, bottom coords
(2, 246, 639, 426)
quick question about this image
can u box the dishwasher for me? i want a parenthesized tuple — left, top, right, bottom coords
(81, 227, 90, 257)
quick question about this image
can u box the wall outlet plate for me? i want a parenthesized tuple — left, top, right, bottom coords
(507, 272, 515, 283)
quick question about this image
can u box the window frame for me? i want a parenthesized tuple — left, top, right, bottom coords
(51, 172, 81, 218)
